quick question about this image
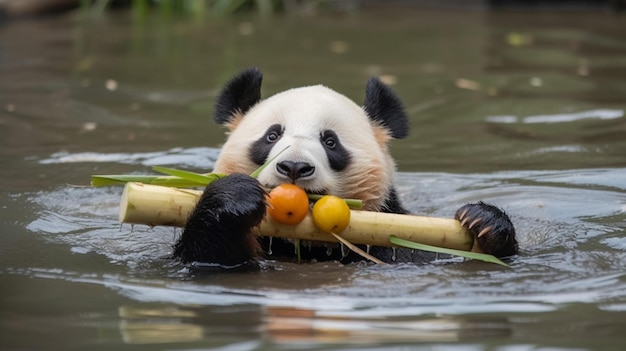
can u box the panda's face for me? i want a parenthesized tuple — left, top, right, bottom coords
(213, 85, 395, 210)
(250, 121, 351, 193)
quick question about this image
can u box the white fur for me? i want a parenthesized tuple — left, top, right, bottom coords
(214, 85, 396, 210)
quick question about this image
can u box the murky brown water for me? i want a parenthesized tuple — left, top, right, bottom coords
(1, 6, 626, 351)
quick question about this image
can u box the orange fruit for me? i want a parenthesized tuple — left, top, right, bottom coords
(267, 184, 309, 225)
(312, 195, 351, 233)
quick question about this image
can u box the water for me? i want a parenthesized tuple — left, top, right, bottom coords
(1, 7, 626, 351)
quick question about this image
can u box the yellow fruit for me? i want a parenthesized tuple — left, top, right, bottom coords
(312, 195, 351, 233)
(267, 184, 309, 225)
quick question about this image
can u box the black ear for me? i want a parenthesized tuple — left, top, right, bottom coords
(363, 78, 409, 139)
(214, 68, 263, 125)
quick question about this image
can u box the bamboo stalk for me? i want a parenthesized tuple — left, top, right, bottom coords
(119, 182, 200, 227)
(119, 182, 474, 251)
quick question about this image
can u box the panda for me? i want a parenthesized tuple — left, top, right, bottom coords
(173, 68, 518, 266)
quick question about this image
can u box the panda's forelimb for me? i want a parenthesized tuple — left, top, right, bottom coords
(173, 173, 267, 266)
(455, 202, 519, 258)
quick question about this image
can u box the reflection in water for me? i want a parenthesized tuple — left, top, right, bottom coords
(262, 306, 502, 344)
(117, 304, 503, 346)
(118, 305, 203, 344)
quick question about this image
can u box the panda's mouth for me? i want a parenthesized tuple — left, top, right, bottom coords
(263, 182, 327, 196)
(304, 189, 327, 196)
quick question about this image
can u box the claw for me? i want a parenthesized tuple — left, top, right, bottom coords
(477, 225, 492, 238)
(460, 217, 469, 227)
(469, 217, 482, 229)
(454, 202, 518, 257)
(458, 208, 468, 221)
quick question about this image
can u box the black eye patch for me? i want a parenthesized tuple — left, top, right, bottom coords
(320, 130, 351, 171)
(249, 124, 283, 165)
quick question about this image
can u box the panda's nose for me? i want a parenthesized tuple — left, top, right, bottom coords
(276, 161, 315, 180)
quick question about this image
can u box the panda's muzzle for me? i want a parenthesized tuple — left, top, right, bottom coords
(276, 161, 315, 181)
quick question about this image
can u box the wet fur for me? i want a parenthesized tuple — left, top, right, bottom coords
(174, 68, 518, 265)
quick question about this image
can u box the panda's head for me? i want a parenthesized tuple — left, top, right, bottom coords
(212, 68, 409, 211)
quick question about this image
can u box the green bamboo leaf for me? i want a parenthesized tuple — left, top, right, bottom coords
(90, 175, 153, 187)
(91, 175, 200, 187)
(91, 173, 224, 188)
(151, 166, 223, 185)
(388, 235, 511, 268)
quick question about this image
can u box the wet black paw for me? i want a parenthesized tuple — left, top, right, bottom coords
(455, 202, 518, 258)
(198, 173, 267, 230)
(174, 173, 267, 265)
